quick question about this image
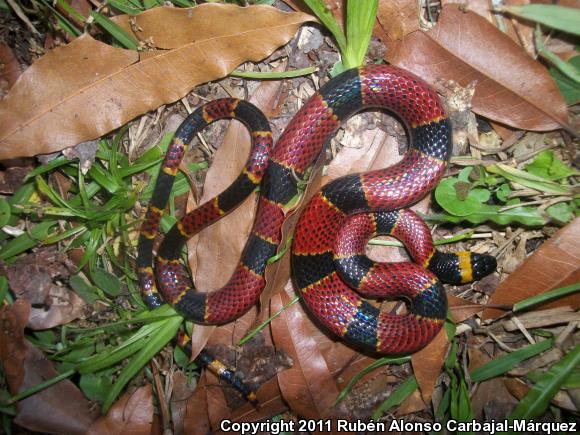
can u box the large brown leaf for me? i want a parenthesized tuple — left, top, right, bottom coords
(0, 4, 313, 160)
(386, 5, 570, 131)
(87, 385, 154, 435)
(0, 300, 97, 434)
(482, 217, 580, 320)
(270, 285, 341, 419)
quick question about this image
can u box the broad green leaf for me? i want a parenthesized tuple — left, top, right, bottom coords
(503, 5, 580, 37)
(525, 150, 578, 180)
(69, 274, 99, 305)
(546, 202, 575, 223)
(510, 344, 580, 419)
(92, 268, 122, 297)
(471, 338, 554, 383)
(551, 55, 580, 105)
(80, 373, 113, 404)
(344, 0, 378, 68)
(435, 177, 487, 216)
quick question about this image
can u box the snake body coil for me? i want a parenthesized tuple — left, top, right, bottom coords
(138, 65, 496, 357)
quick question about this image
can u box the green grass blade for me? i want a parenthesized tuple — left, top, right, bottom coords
(371, 375, 417, 420)
(513, 283, 580, 313)
(90, 11, 139, 50)
(470, 338, 554, 383)
(486, 163, 571, 195)
(334, 355, 410, 405)
(502, 5, 580, 37)
(510, 344, 580, 419)
(344, 0, 378, 67)
(230, 66, 317, 79)
(302, 0, 348, 55)
(101, 315, 182, 411)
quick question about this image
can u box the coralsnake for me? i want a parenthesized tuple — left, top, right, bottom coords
(137, 65, 496, 396)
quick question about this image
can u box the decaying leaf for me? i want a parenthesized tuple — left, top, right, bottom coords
(375, 0, 420, 42)
(483, 218, 580, 320)
(0, 300, 97, 434)
(270, 284, 342, 419)
(0, 247, 86, 329)
(0, 300, 30, 393)
(411, 328, 449, 404)
(0, 4, 313, 160)
(386, 5, 570, 131)
(87, 385, 153, 435)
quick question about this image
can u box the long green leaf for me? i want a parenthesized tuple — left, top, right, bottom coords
(90, 11, 139, 50)
(334, 355, 410, 405)
(514, 283, 580, 312)
(302, 0, 347, 55)
(510, 344, 580, 419)
(503, 5, 580, 37)
(471, 338, 554, 383)
(486, 163, 571, 195)
(371, 376, 417, 420)
(101, 315, 182, 411)
(344, 0, 377, 67)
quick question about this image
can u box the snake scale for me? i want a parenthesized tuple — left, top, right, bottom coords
(137, 65, 496, 396)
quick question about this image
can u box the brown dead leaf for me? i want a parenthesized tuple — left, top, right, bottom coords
(183, 375, 211, 435)
(0, 300, 97, 434)
(87, 385, 154, 435)
(170, 371, 197, 435)
(1, 247, 86, 329)
(0, 4, 313, 159)
(0, 41, 22, 95)
(386, 5, 570, 131)
(270, 284, 341, 419)
(15, 343, 97, 434)
(376, 0, 420, 42)
(483, 217, 580, 320)
(448, 294, 484, 323)
(412, 328, 449, 404)
(0, 299, 30, 392)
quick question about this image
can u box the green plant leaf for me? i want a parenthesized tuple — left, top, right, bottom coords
(435, 177, 490, 216)
(551, 55, 580, 105)
(92, 268, 121, 297)
(69, 274, 100, 305)
(302, 0, 347, 55)
(371, 376, 418, 420)
(513, 283, 580, 313)
(80, 373, 113, 403)
(0, 198, 11, 227)
(90, 11, 140, 50)
(502, 5, 580, 37)
(486, 163, 571, 194)
(426, 204, 546, 226)
(546, 202, 575, 223)
(344, 0, 378, 68)
(525, 150, 578, 180)
(471, 338, 554, 383)
(510, 344, 580, 419)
